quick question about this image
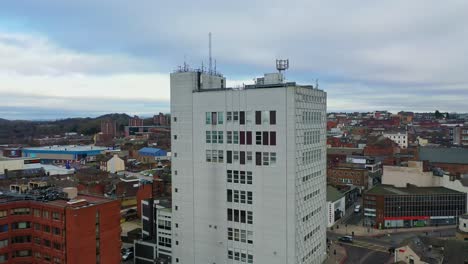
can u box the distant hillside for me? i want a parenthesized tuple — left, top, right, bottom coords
(0, 113, 132, 144)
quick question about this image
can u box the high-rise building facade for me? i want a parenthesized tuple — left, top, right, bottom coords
(171, 68, 327, 264)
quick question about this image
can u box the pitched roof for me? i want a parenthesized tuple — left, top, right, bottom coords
(138, 147, 167, 157)
(419, 146, 468, 165)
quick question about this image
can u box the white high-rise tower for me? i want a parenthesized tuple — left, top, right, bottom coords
(170, 64, 327, 264)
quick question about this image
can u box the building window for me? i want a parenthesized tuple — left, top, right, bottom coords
(270, 152, 276, 165)
(270, 111, 276, 125)
(211, 112, 218, 125)
(233, 151, 239, 162)
(12, 222, 31, 230)
(13, 250, 32, 257)
(255, 111, 261, 124)
(43, 225, 50, 233)
(227, 131, 233, 144)
(262, 131, 269, 145)
(218, 131, 224, 144)
(270, 131, 276, 146)
(218, 112, 224, 124)
(263, 152, 269, 166)
(227, 151, 232, 164)
(240, 111, 245, 125)
(247, 171, 253, 184)
(206, 150, 212, 162)
(52, 212, 60, 220)
(233, 111, 239, 122)
(173, 117, 177, 122)
(247, 131, 252, 145)
(53, 227, 61, 235)
(227, 112, 232, 121)
(240, 131, 245, 145)
(240, 151, 246, 165)
(233, 131, 239, 144)
(246, 111, 252, 124)
(256, 152, 262, 166)
(227, 170, 233, 183)
(0, 210, 6, 218)
(174, 135, 177, 140)
(205, 112, 211, 124)
(11, 208, 30, 215)
(0, 239, 7, 249)
(256, 132, 262, 145)
(247, 151, 253, 164)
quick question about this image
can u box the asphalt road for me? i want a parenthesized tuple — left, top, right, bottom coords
(343, 244, 393, 264)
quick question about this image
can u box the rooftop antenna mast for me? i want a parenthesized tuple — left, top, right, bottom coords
(209, 32, 213, 74)
(276, 59, 289, 73)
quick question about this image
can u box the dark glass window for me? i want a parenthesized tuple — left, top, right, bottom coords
(263, 131, 269, 145)
(240, 151, 245, 165)
(255, 111, 261, 125)
(247, 131, 252, 145)
(240, 131, 245, 145)
(227, 209, 232, 221)
(227, 151, 232, 164)
(227, 190, 232, 202)
(270, 111, 276, 125)
(240, 111, 245, 125)
(270, 132, 276, 146)
(255, 152, 262, 166)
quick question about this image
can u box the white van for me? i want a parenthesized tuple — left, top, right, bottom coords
(354, 205, 361, 213)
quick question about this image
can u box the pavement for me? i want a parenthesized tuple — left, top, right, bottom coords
(330, 223, 457, 238)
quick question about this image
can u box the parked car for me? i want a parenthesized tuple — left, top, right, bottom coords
(354, 205, 361, 213)
(122, 251, 134, 261)
(338, 236, 353, 243)
(121, 247, 134, 254)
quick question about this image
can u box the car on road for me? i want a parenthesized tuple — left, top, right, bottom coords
(338, 236, 354, 243)
(354, 205, 361, 213)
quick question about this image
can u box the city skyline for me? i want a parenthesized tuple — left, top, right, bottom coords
(1, 1, 468, 119)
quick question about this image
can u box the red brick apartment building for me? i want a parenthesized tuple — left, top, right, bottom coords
(0, 192, 121, 264)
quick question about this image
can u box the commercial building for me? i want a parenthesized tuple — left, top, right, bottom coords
(382, 161, 468, 211)
(326, 186, 345, 227)
(171, 67, 327, 263)
(0, 185, 121, 264)
(418, 146, 468, 175)
(22, 145, 107, 163)
(135, 199, 172, 264)
(363, 185, 466, 229)
(327, 166, 370, 190)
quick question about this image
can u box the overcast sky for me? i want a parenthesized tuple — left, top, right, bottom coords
(1, 0, 467, 120)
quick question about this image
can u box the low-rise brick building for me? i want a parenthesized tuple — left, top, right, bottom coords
(0, 187, 121, 264)
(327, 166, 369, 190)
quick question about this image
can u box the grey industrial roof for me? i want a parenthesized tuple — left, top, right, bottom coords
(419, 146, 468, 164)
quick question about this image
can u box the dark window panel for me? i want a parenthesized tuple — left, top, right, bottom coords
(255, 111, 261, 125)
(270, 111, 276, 125)
(240, 111, 245, 125)
(262, 131, 269, 145)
